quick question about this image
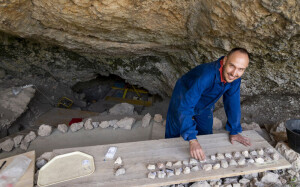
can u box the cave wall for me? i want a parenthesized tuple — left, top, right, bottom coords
(0, 0, 299, 96)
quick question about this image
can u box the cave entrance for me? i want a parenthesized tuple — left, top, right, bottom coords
(72, 74, 153, 113)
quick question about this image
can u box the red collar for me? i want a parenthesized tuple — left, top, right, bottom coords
(219, 59, 226, 84)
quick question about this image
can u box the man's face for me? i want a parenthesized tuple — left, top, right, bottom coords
(222, 51, 249, 83)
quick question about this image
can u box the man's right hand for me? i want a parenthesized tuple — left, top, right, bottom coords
(189, 139, 206, 160)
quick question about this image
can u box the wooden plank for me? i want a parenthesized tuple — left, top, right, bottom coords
(0, 151, 35, 187)
(51, 130, 291, 187)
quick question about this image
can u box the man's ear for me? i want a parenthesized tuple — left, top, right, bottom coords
(223, 56, 227, 65)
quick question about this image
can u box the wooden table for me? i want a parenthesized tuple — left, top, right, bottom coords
(51, 130, 291, 187)
(0, 151, 35, 187)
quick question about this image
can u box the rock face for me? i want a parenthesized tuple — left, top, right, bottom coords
(0, 0, 299, 100)
(0, 87, 35, 131)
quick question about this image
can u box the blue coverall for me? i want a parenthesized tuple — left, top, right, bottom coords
(165, 56, 242, 141)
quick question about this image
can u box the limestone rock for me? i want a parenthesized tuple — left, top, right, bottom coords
(20, 139, 30, 150)
(84, 118, 93, 130)
(210, 155, 216, 161)
(109, 103, 134, 115)
(117, 117, 136, 130)
(255, 157, 264, 164)
(147, 164, 155, 170)
(190, 181, 211, 187)
(225, 153, 232, 159)
(148, 171, 156, 179)
(257, 148, 264, 156)
(108, 120, 118, 127)
(153, 114, 163, 123)
(38, 124, 52, 137)
(213, 117, 223, 130)
(203, 164, 212, 171)
(115, 167, 126, 176)
(0, 138, 14, 152)
(190, 158, 198, 165)
(191, 165, 199, 171)
(99, 121, 109, 128)
(242, 150, 249, 158)
(239, 178, 250, 185)
(237, 158, 245, 165)
(276, 142, 300, 171)
(70, 122, 84, 132)
(221, 160, 228, 168)
(229, 159, 238, 166)
(157, 162, 164, 169)
(24, 131, 36, 143)
(142, 113, 151, 128)
(173, 161, 182, 167)
(13, 135, 24, 147)
(114, 157, 122, 165)
(216, 153, 225, 160)
(166, 161, 172, 168)
(260, 172, 281, 185)
(183, 167, 190, 174)
(166, 169, 174, 177)
(92, 122, 99, 128)
(57, 124, 68, 133)
(183, 160, 189, 166)
(213, 163, 220, 170)
(233, 152, 241, 158)
(157, 170, 166, 178)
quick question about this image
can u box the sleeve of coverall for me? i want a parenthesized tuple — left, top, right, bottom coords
(178, 76, 211, 141)
(223, 79, 242, 135)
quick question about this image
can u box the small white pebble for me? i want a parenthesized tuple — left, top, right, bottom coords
(148, 171, 156, 179)
(183, 160, 189, 166)
(190, 158, 198, 165)
(229, 159, 238, 166)
(225, 153, 232, 159)
(265, 156, 272, 162)
(257, 149, 264, 156)
(157, 170, 166, 178)
(217, 153, 225, 160)
(238, 158, 246, 165)
(147, 164, 155, 170)
(114, 157, 122, 165)
(203, 164, 212, 171)
(247, 158, 255, 164)
(233, 152, 241, 158)
(166, 161, 173, 168)
(173, 161, 182, 167)
(191, 165, 199, 171)
(210, 155, 216, 161)
(157, 162, 164, 169)
(183, 167, 191, 174)
(250, 150, 257, 156)
(167, 171, 174, 177)
(213, 163, 220, 170)
(175, 168, 182, 175)
(272, 153, 280, 161)
(255, 157, 264, 164)
(115, 167, 125, 176)
(242, 150, 249, 157)
(221, 160, 228, 168)
(264, 147, 274, 154)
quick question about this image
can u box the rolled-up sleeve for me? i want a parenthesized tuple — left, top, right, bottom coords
(178, 75, 211, 141)
(223, 79, 242, 135)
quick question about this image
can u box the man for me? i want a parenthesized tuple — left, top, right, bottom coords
(165, 48, 251, 160)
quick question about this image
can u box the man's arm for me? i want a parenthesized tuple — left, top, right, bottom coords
(223, 79, 251, 146)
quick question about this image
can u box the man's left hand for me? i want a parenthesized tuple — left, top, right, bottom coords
(229, 134, 251, 146)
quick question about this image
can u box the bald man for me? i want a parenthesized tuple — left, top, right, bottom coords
(165, 48, 251, 160)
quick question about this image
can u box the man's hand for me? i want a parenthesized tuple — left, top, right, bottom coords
(189, 139, 206, 160)
(229, 134, 251, 146)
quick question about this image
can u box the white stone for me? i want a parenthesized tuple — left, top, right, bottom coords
(221, 160, 228, 168)
(183, 167, 191, 174)
(216, 153, 225, 160)
(250, 150, 257, 156)
(167, 171, 174, 177)
(225, 153, 232, 159)
(92, 121, 99, 128)
(265, 156, 272, 162)
(153, 114, 163, 123)
(142, 113, 151, 127)
(275, 122, 286, 132)
(190, 158, 198, 165)
(264, 147, 274, 154)
(147, 164, 155, 170)
(24, 131, 36, 143)
(232, 183, 240, 187)
(157, 170, 166, 178)
(190, 181, 211, 187)
(57, 124, 68, 133)
(257, 148, 264, 156)
(272, 153, 280, 161)
(117, 117, 136, 130)
(191, 165, 199, 171)
(183, 160, 189, 166)
(114, 157, 122, 165)
(166, 161, 172, 168)
(203, 164, 212, 171)
(229, 159, 238, 166)
(0, 138, 14, 152)
(213, 163, 220, 170)
(108, 120, 118, 127)
(38, 152, 55, 161)
(255, 157, 264, 164)
(242, 150, 249, 158)
(13, 135, 24, 148)
(84, 118, 93, 130)
(233, 152, 241, 158)
(247, 158, 255, 164)
(175, 168, 182, 175)
(210, 155, 216, 161)
(261, 172, 281, 184)
(38, 124, 53, 136)
(157, 162, 164, 169)
(148, 171, 156, 179)
(99, 121, 109, 128)
(109, 103, 134, 115)
(239, 178, 250, 184)
(115, 167, 126, 176)
(70, 122, 84, 132)
(20, 139, 30, 150)
(213, 117, 223, 130)
(237, 158, 245, 165)
(173, 161, 182, 167)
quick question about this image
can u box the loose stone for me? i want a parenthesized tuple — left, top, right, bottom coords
(255, 157, 264, 164)
(1, 138, 14, 152)
(183, 167, 191, 174)
(173, 161, 182, 167)
(13, 135, 24, 147)
(203, 164, 212, 171)
(233, 152, 241, 158)
(242, 150, 249, 158)
(213, 163, 220, 170)
(148, 171, 156, 179)
(166, 161, 173, 168)
(190, 158, 198, 165)
(70, 122, 84, 132)
(211, 155, 216, 161)
(24, 131, 37, 143)
(217, 153, 225, 160)
(147, 164, 155, 170)
(225, 153, 232, 159)
(175, 168, 182, 175)
(272, 153, 280, 161)
(157, 162, 164, 169)
(250, 150, 257, 156)
(157, 170, 166, 178)
(57, 124, 68, 133)
(114, 157, 122, 165)
(84, 118, 93, 130)
(191, 165, 199, 171)
(92, 122, 99, 128)
(238, 158, 246, 165)
(183, 160, 189, 166)
(229, 159, 238, 166)
(154, 114, 163, 123)
(257, 149, 264, 156)
(247, 158, 255, 164)
(221, 160, 229, 168)
(142, 113, 152, 127)
(115, 167, 126, 176)
(38, 124, 53, 136)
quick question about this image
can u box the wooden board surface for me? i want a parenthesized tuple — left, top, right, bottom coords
(52, 130, 291, 187)
(0, 151, 35, 187)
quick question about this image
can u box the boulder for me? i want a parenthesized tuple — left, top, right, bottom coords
(117, 117, 136, 130)
(142, 113, 151, 127)
(24, 131, 36, 143)
(38, 124, 53, 137)
(0, 138, 14, 152)
(70, 122, 84, 132)
(57, 124, 68, 133)
(13, 135, 24, 147)
(109, 103, 134, 115)
(84, 118, 93, 130)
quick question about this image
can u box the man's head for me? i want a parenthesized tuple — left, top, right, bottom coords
(222, 48, 249, 83)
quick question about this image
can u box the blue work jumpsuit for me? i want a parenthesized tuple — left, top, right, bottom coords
(165, 56, 242, 141)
